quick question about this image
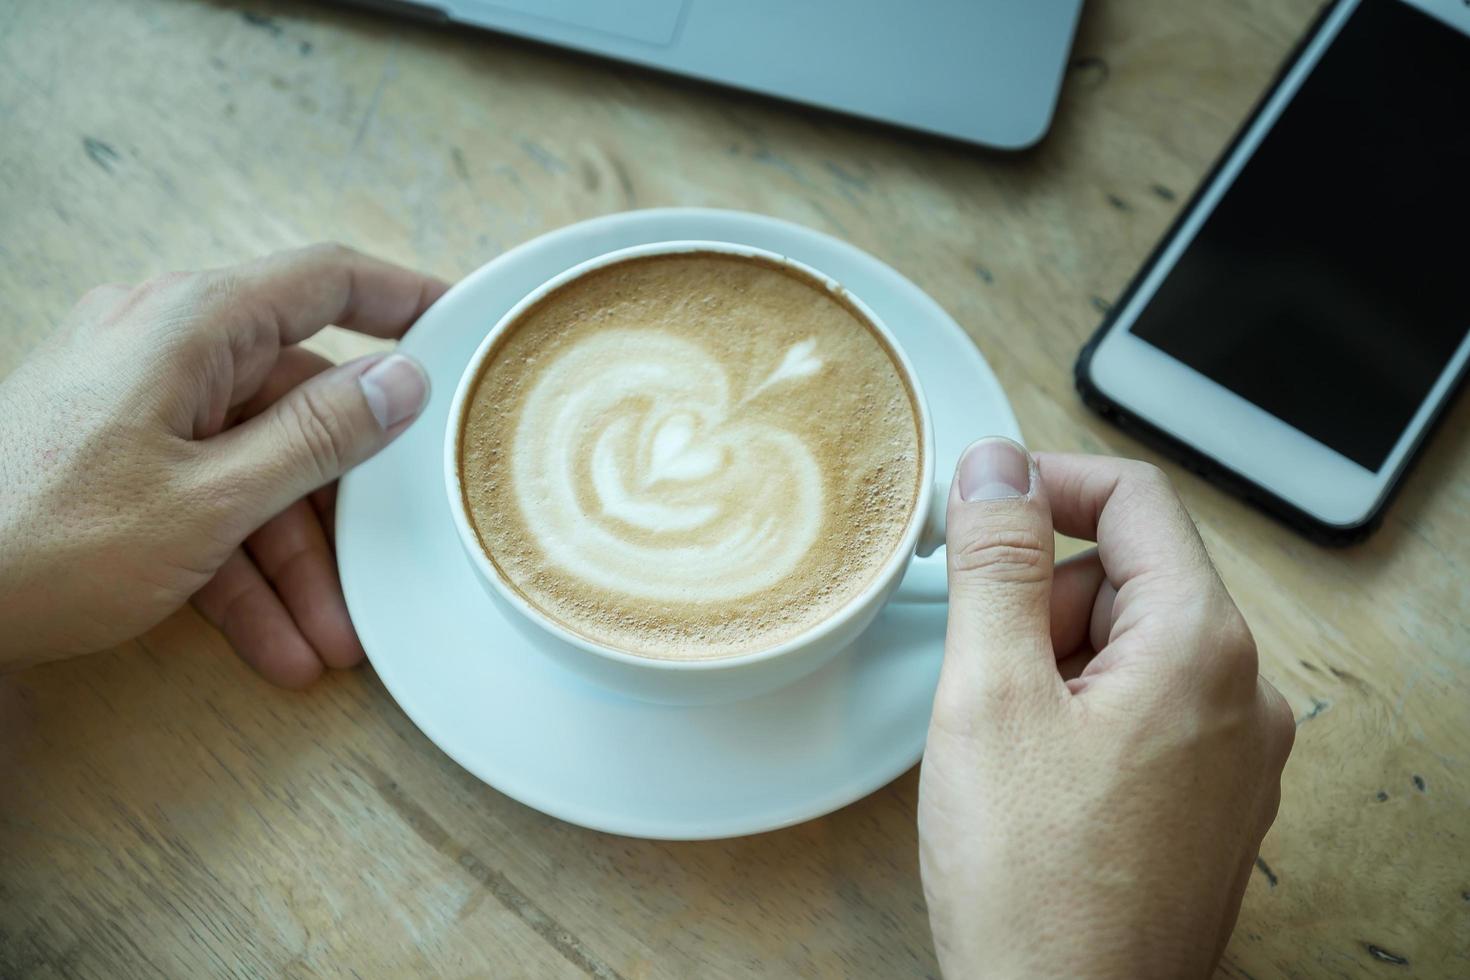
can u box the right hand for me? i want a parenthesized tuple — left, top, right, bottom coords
(918, 440, 1295, 979)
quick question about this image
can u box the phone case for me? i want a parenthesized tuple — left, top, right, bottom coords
(1072, 0, 1466, 547)
(1075, 340, 1369, 547)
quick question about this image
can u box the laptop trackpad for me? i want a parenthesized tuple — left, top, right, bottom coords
(461, 0, 686, 46)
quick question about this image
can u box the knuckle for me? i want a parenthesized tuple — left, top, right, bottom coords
(279, 389, 350, 482)
(133, 269, 195, 300)
(1117, 459, 1186, 514)
(1277, 708, 1297, 756)
(136, 271, 217, 322)
(1219, 604, 1255, 647)
(1171, 592, 1257, 683)
(193, 269, 241, 306)
(1264, 783, 1284, 826)
(949, 522, 1050, 585)
(1216, 607, 1260, 672)
(1128, 459, 1173, 493)
(1203, 644, 1258, 695)
(1264, 683, 1297, 753)
(79, 282, 129, 307)
(304, 240, 356, 265)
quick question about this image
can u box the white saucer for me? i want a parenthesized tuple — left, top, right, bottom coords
(337, 209, 1021, 840)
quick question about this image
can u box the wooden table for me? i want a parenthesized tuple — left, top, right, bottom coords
(2, 1, 1466, 976)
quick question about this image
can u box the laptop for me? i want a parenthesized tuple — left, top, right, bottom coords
(347, 0, 1085, 149)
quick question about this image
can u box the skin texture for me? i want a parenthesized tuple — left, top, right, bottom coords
(0, 251, 1289, 973)
(919, 439, 1295, 979)
(0, 243, 445, 686)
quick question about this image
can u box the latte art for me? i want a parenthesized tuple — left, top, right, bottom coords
(513, 329, 824, 602)
(458, 252, 922, 660)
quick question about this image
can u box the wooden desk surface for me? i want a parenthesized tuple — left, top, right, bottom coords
(2, 1, 1467, 976)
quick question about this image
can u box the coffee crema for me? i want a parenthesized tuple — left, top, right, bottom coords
(458, 251, 922, 660)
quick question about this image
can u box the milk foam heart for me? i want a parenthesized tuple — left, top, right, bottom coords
(458, 251, 922, 660)
(513, 328, 825, 600)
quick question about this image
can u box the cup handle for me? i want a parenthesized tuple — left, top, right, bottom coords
(893, 485, 948, 604)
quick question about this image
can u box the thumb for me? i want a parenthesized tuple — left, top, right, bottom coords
(203, 352, 429, 535)
(938, 437, 1059, 710)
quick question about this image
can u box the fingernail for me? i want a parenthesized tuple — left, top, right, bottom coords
(957, 437, 1032, 501)
(359, 354, 429, 429)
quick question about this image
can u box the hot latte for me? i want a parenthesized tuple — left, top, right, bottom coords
(457, 251, 922, 660)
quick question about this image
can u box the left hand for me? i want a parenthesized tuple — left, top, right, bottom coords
(0, 244, 447, 686)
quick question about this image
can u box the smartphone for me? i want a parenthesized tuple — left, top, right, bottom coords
(1075, 0, 1470, 545)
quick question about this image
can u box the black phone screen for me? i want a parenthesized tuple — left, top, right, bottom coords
(1128, 0, 1470, 472)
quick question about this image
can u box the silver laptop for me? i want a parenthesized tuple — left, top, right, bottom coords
(351, 1, 1085, 149)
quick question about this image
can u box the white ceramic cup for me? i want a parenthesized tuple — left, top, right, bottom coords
(444, 241, 949, 705)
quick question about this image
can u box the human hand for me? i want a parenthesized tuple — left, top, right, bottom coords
(918, 439, 1294, 979)
(0, 244, 447, 686)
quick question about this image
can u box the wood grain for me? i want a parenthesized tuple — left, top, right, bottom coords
(2, 0, 1467, 976)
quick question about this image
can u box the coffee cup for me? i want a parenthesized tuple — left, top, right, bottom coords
(444, 241, 948, 705)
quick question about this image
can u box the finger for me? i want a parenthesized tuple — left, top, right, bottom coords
(1066, 584, 1118, 696)
(1050, 548, 1105, 658)
(937, 437, 1062, 717)
(214, 242, 450, 346)
(245, 498, 365, 670)
(1056, 647, 1095, 683)
(226, 345, 334, 426)
(183, 245, 443, 421)
(192, 549, 324, 689)
(1053, 552, 1115, 691)
(199, 352, 429, 540)
(1034, 454, 1225, 660)
(1033, 453, 1215, 591)
(311, 484, 338, 546)
(1088, 576, 1117, 656)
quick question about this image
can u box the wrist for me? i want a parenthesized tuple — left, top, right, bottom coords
(928, 894, 1216, 980)
(938, 947, 1207, 980)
